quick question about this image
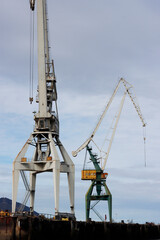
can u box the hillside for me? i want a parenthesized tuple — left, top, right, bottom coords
(0, 197, 38, 215)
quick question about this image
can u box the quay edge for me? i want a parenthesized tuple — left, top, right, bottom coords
(0, 216, 160, 240)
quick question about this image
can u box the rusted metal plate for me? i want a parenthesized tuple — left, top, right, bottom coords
(0, 217, 13, 240)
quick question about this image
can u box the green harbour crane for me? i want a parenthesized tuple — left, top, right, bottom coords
(72, 78, 146, 222)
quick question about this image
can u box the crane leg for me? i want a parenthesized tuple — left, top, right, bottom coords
(104, 182, 112, 222)
(85, 181, 94, 221)
(12, 169, 20, 213)
(67, 171, 75, 214)
(58, 142, 75, 214)
(49, 135, 60, 215)
(12, 135, 33, 213)
(108, 194, 112, 222)
(30, 172, 36, 213)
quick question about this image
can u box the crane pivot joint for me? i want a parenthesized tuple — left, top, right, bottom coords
(72, 151, 77, 157)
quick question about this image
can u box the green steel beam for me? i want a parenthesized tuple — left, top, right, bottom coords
(84, 145, 112, 222)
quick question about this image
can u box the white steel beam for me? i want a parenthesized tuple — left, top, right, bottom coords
(49, 134, 60, 215)
(30, 172, 36, 212)
(12, 134, 33, 213)
(37, 0, 47, 117)
(58, 142, 75, 214)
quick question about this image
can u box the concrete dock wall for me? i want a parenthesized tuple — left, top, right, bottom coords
(0, 216, 160, 240)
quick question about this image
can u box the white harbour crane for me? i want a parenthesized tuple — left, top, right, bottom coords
(12, 0, 75, 219)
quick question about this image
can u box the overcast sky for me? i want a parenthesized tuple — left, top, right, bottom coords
(0, 0, 160, 223)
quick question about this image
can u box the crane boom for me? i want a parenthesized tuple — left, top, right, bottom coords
(72, 78, 146, 158)
(102, 92, 126, 170)
(121, 79, 146, 127)
(72, 79, 122, 157)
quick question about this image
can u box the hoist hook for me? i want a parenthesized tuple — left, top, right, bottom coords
(30, 0, 35, 11)
(29, 97, 33, 104)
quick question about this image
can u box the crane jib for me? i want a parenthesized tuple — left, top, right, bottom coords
(72, 78, 146, 158)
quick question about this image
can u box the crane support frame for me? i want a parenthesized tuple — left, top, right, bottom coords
(85, 179, 112, 222)
(83, 145, 112, 222)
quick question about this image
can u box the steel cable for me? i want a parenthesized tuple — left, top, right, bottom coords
(29, 10, 35, 104)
